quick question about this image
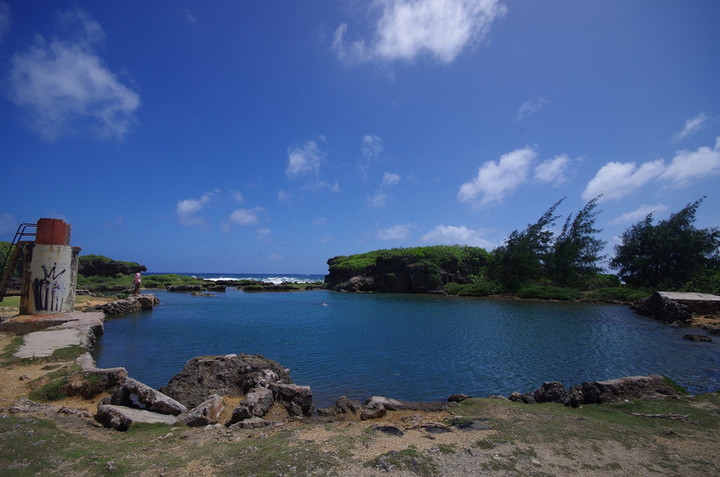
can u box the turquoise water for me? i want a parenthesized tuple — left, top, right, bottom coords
(94, 288, 720, 406)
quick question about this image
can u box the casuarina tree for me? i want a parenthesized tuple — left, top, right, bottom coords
(547, 196, 606, 287)
(610, 197, 720, 290)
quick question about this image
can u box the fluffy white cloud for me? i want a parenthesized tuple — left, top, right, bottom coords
(176, 190, 219, 226)
(334, 0, 507, 64)
(378, 223, 413, 240)
(584, 137, 720, 201)
(420, 225, 495, 249)
(517, 97, 550, 121)
(228, 207, 263, 226)
(659, 137, 720, 187)
(582, 159, 665, 202)
(673, 112, 709, 141)
(458, 146, 536, 208)
(7, 7, 140, 140)
(286, 140, 324, 178)
(534, 154, 570, 186)
(609, 204, 669, 225)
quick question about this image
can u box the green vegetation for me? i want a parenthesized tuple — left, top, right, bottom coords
(366, 445, 438, 476)
(610, 197, 720, 292)
(329, 245, 490, 278)
(585, 287, 651, 303)
(28, 376, 68, 401)
(329, 197, 720, 300)
(516, 284, 581, 301)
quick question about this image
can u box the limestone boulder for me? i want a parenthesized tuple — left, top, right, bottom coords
(228, 387, 275, 424)
(160, 354, 292, 409)
(270, 383, 313, 417)
(111, 377, 188, 415)
(95, 404, 177, 431)
(96, 295, 158, 316)
(510, 375, 680, 407)
(177, 394, 225, 427)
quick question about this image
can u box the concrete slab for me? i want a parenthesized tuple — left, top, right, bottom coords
(659, 292, 720, 302)
(14, 328, 83, 358)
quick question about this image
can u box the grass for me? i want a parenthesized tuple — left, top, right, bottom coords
(0, 392, 718, 475)
(367, 445, 438, 476)
(0, 295, 20, 307)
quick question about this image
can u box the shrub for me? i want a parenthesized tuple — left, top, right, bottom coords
(445, 282, 500, 297)
(516, 284, 581, 300)
(585, 287, 650, 303)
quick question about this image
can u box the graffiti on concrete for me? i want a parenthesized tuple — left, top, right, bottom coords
(32, 263, 67, 312)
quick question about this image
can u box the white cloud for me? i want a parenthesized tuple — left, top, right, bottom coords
(277, 190, 293, 203)
(361, 134, 384, 170)
(256, 228, 271, 242)
(367, 191, 388, 208)
(673, 112, 709, 141)
(534, 154, 570, 186)
(584, 137, 720, 201)
(382, 171, 401, 187)
(334, 0, 507, 64)
(582, 159, 665, 202)
(312, 217, 327, 225)
(368, 171, 401, 208)
(0, 2, 10, 44)
(378, 223, 413, 240)
(176, 190, 218, 226)
(659, 137, 720, 187)
(517, 97, 550, 121)
(286, 140, 325, 178)
(420, 225, 495, 249)
(458, 146, 536, 208)
(228, 207, 264, 226)
(7, 7, 140, 140)
(184, 9, 198, 26)
(609, 204, 669, 225)
(0, 212, 16, 235)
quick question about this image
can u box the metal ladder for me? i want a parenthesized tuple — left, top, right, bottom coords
(0, 222, 37, 302)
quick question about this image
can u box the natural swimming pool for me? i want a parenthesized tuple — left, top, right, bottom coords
(94, 289, 720, 406)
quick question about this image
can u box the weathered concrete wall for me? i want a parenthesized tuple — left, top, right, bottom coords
(20, 244, 81, 315)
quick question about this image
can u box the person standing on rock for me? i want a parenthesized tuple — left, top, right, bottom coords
(133, 271, 142, 296)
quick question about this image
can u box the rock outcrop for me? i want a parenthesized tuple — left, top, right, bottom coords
(634, 291, 720, 323)
(96, 295, 158, 315)
(78, 256, 146, 277)
(324, 247, 489, 293)
(110, 377, 188, 415)
(508, 375, 681, 407)
(159, 354, 293, 409)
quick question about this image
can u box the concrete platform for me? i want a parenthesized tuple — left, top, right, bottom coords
(0, 311, 105, 359)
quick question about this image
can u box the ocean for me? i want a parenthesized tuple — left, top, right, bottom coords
(146, 272, 326, 285)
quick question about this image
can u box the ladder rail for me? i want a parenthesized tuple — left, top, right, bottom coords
(0, 222, 37, 301)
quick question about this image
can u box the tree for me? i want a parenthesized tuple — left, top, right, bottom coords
(490, 199, 564, 291)
(547, 196, 606, 287)
(610, 197, 720, 289)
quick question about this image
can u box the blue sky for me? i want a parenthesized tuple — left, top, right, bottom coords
(1, 1, 719, 274)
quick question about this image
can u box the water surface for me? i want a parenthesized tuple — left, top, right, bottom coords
(94, 289, 720, 406)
